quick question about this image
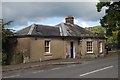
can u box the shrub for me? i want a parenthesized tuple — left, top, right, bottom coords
(12, 52, 23, 64)
(2, 50, 7, 65)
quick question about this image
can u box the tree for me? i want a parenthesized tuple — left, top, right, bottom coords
(86, 25, 106, 36)
(87, 25, 118, 44)
(2, 21, 14, 50)
(1, 20, 14, 65)
(96, 1, 120, 48)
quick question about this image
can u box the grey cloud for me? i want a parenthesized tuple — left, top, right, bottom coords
(2, 0, 99, 2)
(2, 2, 105, 28)
(0, 2, 2, 19)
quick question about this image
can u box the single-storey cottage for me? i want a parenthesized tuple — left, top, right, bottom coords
(9, 16, 106, 63)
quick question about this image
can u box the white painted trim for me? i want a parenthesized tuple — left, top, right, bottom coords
(49, 41, 51, 53)
(73, 44, 75, 59)
(61, 23, 67, 36)
(59, 26, 62, 36)
(86, 41, 93, 53)
(45, 40, 51, 53)
(28, 24, 35, 35)
(87, 51, 93, 53)
(99, 42, 103, 53)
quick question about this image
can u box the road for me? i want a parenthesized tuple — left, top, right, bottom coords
(3, 55, 118, 78)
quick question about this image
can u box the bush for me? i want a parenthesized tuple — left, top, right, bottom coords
(2, 50, 7, 65)
(12, 52, 23, 64)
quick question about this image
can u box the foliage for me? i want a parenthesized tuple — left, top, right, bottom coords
(12, 52, 23, 64)
(2, 21, 14, 47)
(2, 21, 13, 28)
(2, 20, 14, 65)
(2, 50, 7, 65)
(2, 29, 14, 46)
(86, 25, 106, 36)
(96, 1, 120, 47)
(87, 25, 118, 44)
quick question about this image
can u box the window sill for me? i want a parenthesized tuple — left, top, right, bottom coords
(87, 52, 93, 53)
(44, 53, 52, 56)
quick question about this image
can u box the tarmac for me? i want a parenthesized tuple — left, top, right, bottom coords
(2, 58, 81, 72)
(2, 50, 118, 72)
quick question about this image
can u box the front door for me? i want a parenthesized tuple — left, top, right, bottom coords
(70, 41, 74, 58)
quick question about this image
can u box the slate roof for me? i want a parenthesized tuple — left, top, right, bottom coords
(56, 23, 95, 37)
(15, 23, 104, 38)
(32, 24, 60, 36)
(15, 24, 60, 36)
(15, 26, 31, 36)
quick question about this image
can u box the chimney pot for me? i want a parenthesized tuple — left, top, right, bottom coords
(65, 16, 74, 24)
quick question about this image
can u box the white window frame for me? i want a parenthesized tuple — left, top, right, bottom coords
(86, 41, 93, 53)
(45, 40, 50, 53)
(99, 42, 102, 53)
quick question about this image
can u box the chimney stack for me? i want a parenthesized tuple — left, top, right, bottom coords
(65, 16, 74, 24)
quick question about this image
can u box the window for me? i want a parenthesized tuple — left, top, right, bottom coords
(45, 40, 50, 53)
(86, 41, 93, 53)
(99, 42, 102, 53)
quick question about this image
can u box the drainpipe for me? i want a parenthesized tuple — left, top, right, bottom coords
(78, 37, 82, 58)
(62, 37, 66, 59)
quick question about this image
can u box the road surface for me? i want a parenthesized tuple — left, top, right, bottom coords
(3, 55, 118, 78)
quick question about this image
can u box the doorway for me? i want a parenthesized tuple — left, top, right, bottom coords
(70, 41, 74, 58)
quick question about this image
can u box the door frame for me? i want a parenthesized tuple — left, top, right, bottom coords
(70, 40, 75, 59)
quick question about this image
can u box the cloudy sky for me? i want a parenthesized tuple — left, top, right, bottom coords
(2, 1, 106, 31)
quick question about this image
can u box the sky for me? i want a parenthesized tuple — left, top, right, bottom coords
(1, 1, 106, 31)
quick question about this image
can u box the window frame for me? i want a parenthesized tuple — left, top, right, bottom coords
(86, 41, 93, 53)
(45, 40, 51, 53)
(99, 42, 103, 53)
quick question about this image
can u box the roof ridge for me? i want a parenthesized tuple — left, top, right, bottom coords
(35, 24, 56, 27)
(28, 24, 35, 35)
